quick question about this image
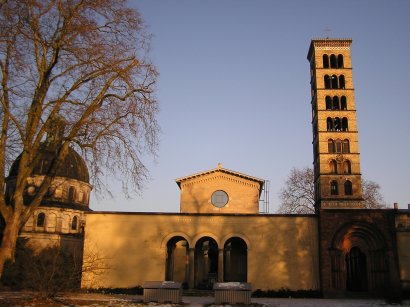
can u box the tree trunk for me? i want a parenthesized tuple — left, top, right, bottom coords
(0, 212, 21, 278)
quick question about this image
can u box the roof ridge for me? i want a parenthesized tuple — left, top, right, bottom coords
(175, 166, 265, 187)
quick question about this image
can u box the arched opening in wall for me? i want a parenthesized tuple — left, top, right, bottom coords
(324, 75, 331, 89)
(339, 75, 345, 89)
(346, 247, 368, 291)
(334, 117, 341, 131)
(342, 139, 350, 153)
(68, 186, 76, 202)
(330, 54, 337, 68)
(327, 117, 334, 131)
(224, 237, 247, 282)
(71, 216, 78, 231)
(326, 96, 332, 110)
(331, 180, 338, 195)
(331, 75, 338, 89)
(335, 139, 342, 153)
(337, 54, 344, 68)
(36, 212, 46, 228)
(343, 161, 352, 174)
(329, 160, 338, 174)
(341, 96, 347, 110)
(332, 96, 340, 110)
(342, 117, 349, 131)
(323, 54, 329, 68)
(330, 222, 389, 293)
(328, 139, 335, 153)
(166, 236, 189, 284)
(195, 237, 218, 289)
(344, 180, 353, 195)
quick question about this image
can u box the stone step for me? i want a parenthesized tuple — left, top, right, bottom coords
(183, 290, 214, 297)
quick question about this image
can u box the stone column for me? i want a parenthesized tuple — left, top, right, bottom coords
(218, 249, 224, 282)
(188, 248, 195, 289)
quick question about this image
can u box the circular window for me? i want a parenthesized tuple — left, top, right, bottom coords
(211, 190, 229, 208)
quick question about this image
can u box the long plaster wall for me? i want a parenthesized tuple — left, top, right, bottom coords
(81, 212, 320, 291)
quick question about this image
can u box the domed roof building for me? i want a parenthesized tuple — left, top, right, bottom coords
(5, 143, 92, 252)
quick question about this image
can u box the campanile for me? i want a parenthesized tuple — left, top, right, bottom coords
(307, 39, 364, 210)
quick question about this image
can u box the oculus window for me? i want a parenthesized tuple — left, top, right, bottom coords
(211, 190, 229, 208)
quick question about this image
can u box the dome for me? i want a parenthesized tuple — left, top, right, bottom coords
(8, 145, 89, 183)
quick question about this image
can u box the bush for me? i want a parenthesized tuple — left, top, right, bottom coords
(85, 286, 143, 295)
(1, 239, 82, 296)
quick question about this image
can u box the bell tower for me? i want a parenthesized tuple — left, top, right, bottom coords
(307, 38, 364, 210)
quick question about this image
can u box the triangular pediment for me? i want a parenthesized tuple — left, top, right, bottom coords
(175, 164, 265, 190)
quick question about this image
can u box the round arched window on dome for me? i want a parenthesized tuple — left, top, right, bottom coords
(36, 212, 46, 228)
(211, 190, 229, 208)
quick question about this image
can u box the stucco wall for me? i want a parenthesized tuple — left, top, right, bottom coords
(81, 212, 319, 291)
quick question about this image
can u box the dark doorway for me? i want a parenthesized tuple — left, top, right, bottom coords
(195, 237, 218, 289)
(346, 247, 368, 291)
(224, 237, 247, 282)
(166, 237, 189, 284)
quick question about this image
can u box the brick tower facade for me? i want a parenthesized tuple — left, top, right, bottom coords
(307, 38, 364, 210)
(307, 39, 402, 298)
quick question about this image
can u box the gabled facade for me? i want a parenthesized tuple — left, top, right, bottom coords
(176, 163, 264, 214)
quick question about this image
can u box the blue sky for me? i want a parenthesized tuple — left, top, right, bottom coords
(94, 0, 410, 212)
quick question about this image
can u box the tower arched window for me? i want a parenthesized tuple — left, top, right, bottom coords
(330, 54, 337, 68)
(331, 74, 338, 89)
(342, 117, 349, 131)
(326, 96, 332, 110)
(330, 160, 338, 174)
(331, 180, 339, 195)
(327, 117, 334, 131)
(36, 212, 46, 228)
(323, 54, 329, 68)
(339, 75, 345, 89)
(324, 75, 331, 89)
(342, 139, 350, 153)
(343, 160, 352, 174)
(334, 117, 341, 131)
(341, 96, 347, 110)
(71, 216, 78, 230)
(335, 139, 342, 153)
(337, 54, 344, 68)
(328, 139, 335, 153)
(332, 96, 340, 110)
(344, 180, 353, 195)
(68, 186, 75, 202)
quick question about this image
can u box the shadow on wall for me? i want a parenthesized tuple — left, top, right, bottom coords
(250, 216, 320, 292)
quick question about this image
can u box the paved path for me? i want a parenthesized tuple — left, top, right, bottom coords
(0, 291, 409, 306)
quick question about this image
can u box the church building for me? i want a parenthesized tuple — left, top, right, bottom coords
(7, 39, 410, 297)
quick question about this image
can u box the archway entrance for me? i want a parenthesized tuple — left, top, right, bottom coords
(195, 237, 218, 289)
(224, 237, 247, 282)
(330, 222, 389, 293)
(346, 247, 368, 291)
(165, 236, 189, 284)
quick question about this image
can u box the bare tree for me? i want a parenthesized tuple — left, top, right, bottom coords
(277, 167, 315, 214)
(0, 0, 159, 276)
(277, 167, 386, 214)
(362, 180, 387, 209)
